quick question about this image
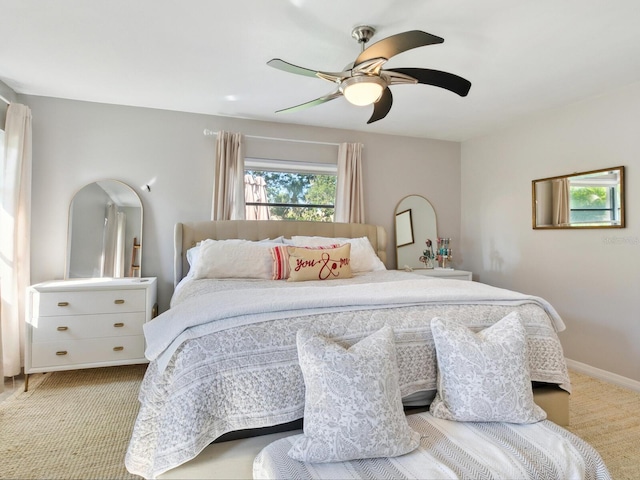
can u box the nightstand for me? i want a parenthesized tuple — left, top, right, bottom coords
(25, 277, 157, 390)
(406, 268, 472, 281)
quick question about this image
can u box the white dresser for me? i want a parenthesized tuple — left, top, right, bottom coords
(25, 277, 157, 390)
(407, 268, 473, 281)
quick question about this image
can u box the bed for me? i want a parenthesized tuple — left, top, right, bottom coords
(125, 220, 574, 479)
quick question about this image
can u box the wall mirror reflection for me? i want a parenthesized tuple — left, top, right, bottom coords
(532, 166, 625, 229)
(66, 180, 143, 278)
(395, 195, 437, 269)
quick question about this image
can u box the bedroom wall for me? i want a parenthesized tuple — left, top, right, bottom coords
(25, 96, 461, 312)
(460, 81, 640, 383)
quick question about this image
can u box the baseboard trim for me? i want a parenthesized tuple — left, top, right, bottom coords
(565, 358, 640, 392)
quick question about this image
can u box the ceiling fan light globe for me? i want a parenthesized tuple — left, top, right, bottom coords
(341, 76, 386, 106)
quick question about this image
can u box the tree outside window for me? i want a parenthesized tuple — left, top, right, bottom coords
(245, 170, 336, 221)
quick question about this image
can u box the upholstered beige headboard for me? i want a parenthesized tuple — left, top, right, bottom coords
(174, 220, 387, 287)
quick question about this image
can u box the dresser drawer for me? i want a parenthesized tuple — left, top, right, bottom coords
(31, 312, 145, 343)
(35, 289, 146, 316)
(30, 335, 145, 368)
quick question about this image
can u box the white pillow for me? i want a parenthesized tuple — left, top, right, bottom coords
(291, 236, 386, 273)
(288, 326, 420, 463)
(259, 236, 285, 244)
(191, 239, 273, 279)
(186, 244, 201, 267)
(430, 312, 547, 424)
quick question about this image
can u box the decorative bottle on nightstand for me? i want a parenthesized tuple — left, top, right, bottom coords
(437, 237, 452, 268)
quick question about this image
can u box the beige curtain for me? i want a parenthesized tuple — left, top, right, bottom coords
(211, 131, 245, 220)
(552, 178, 570, 226)
(0, 103, 32, 380)
(335, 142, 364, 223)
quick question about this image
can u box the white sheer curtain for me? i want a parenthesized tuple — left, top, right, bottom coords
(335, 142, 365, 223)
(211, 131, 245, 220)
(1, 103, 32, 381)
(552, 178, 570, 226)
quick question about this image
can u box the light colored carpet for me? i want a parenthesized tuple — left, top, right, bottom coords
(0, 366, 638, 479)
(0, 365, 146, 479)
(565, 370, 640, 480)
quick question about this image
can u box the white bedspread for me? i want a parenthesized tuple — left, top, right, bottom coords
(126, 272, 571, 479)
(254, 412, 611, 480)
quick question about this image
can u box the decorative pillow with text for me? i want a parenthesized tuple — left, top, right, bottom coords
(286, 244, 352, 282)
(270, 244, 339, 280)
(291, 236, 386, 273)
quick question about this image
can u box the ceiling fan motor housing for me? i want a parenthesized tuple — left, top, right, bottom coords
(351, 25, 376, 45)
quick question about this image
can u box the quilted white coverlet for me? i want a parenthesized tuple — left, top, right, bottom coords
(145, 271, 565, 371)
(254, 412, 611, 480)
(126, 271, 571, 478)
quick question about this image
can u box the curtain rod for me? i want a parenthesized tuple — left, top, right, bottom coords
(0, 94, 10, 105)
(203, 129, 340, 147)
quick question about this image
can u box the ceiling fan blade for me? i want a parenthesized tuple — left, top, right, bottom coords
(267, 58, 319, 78)
(367, 87, 393, 124)
(355, 30, 444, 66)
(386, 67, 471, 97)
(267, 59, 349, 83)
(275, 91, 342, 114)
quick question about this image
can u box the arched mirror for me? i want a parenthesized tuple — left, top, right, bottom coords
(66, 180, 143, 278)
(395, 195, 437, 269)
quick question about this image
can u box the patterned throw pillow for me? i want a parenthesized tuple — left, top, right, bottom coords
(430, 312, 547, 423)
(288, 326, 420, 463)
(286, 244, 352, 282)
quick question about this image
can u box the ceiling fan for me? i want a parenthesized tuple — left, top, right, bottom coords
(267, 26, 471, 124)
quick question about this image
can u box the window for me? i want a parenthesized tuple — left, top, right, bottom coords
(245, 158, 336, 221)
(569, 171, 621, 225)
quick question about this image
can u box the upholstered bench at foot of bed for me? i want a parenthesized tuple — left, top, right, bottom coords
(253, 411, 609, 480)
(158, 388, 571, 480)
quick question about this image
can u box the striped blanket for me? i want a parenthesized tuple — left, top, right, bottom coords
(254, 411, 611, 480)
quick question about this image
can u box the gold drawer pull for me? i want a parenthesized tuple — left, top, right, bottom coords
(113, 322, 125, 328)
(113, 346, 124, 352)
(114, 299, 125, 304)
(56, 326, 69, 331)
(57, 302, 69, 307)
(56, 351, 68, 356)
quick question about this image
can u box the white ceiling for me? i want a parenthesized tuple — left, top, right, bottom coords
(2, 0, 640, 141)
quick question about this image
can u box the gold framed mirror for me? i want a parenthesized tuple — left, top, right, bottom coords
(532, 166, 625, 229)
